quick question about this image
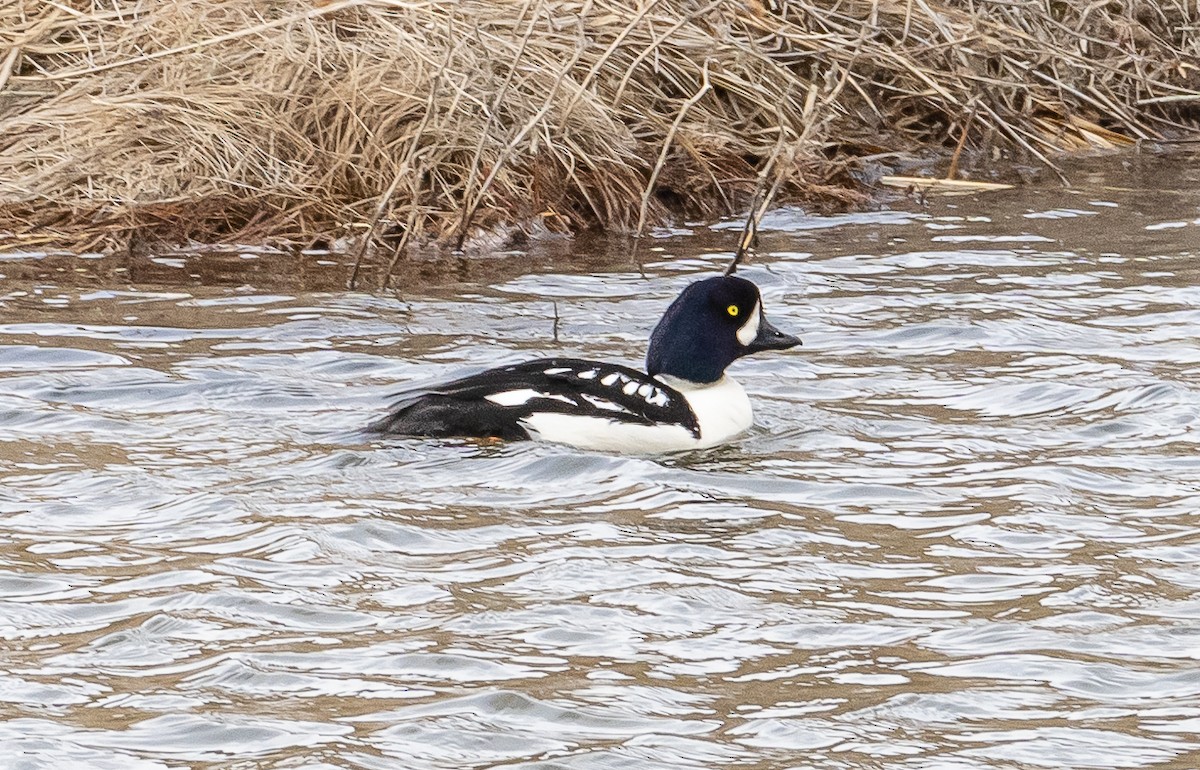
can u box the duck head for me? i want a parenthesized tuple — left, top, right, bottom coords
(646, 275, 801, 384)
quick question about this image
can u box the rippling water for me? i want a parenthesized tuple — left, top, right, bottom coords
(2, 154, 1200, 769)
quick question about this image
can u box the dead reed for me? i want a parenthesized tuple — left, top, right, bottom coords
(1, 0, 1196, 281)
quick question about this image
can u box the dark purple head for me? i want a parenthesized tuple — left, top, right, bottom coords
(645, 276, 800, 384)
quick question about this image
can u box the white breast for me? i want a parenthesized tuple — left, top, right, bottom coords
(667, 375, 754, 448)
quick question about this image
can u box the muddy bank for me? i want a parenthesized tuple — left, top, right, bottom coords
(1, 0, 1197, 283)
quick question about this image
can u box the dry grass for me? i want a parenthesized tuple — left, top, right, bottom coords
(1, 0, 1196, 282)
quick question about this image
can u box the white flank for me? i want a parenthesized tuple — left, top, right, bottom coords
(520, 412, 697, 453)
(520, 375, 754, 453)
(736, 303, 761, 346)
(485, 389, 574, 407)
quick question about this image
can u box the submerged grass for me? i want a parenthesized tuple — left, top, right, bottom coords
(1, 0, 1197, 282)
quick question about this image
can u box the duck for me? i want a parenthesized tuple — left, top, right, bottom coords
(370, 274, 800, 452)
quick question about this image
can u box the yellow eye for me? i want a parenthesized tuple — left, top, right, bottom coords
(727, 304, 739, 317)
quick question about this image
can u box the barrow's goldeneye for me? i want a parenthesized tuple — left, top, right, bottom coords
(371, 274, 800, 452)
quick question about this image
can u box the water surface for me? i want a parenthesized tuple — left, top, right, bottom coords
(2, 153, 1200, 769)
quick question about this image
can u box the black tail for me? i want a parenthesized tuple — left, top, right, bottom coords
(369, 394, 531, 440)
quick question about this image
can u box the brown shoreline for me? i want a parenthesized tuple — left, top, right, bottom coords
(1, 1, 1197, 286)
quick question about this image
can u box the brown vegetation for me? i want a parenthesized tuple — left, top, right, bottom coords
(1, 0, 1197, 282)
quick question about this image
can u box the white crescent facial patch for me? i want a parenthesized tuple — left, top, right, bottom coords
(736, 303, 761, 347)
